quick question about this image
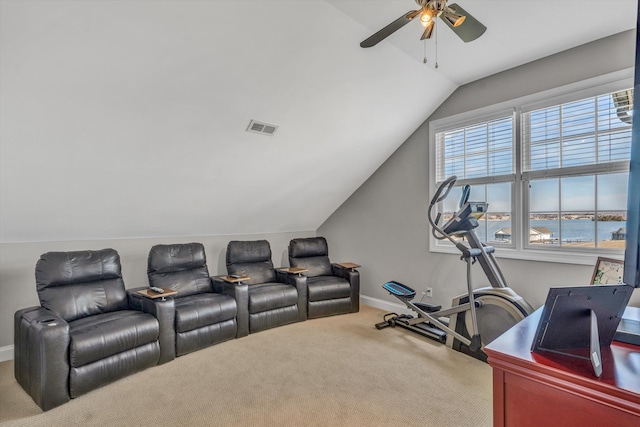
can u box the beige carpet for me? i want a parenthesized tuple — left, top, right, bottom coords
(0, 305, 492, 427)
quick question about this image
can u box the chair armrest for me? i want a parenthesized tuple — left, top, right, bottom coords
(332, 264, 360, 313)
(331, 263, 359, 278)
(276, 270, 308, 321)
(14, 306, 70, 411)
(212, 276, 249, 338)
(128, 288, 176, 364)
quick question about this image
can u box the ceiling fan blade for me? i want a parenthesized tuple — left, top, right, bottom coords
(440, 3, 486, 43)
(360, 10, 421, 48)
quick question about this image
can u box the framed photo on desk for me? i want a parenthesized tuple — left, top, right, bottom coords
(590, 257, 624, 285)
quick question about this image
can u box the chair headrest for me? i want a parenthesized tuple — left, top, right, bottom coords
(226, 240, 272, 265)
(148, 243, 207, 274)
(289, 237, 329, 258)
(36, 248, 122, 289)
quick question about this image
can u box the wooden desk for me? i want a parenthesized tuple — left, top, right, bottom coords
(484, 308, 640, 427)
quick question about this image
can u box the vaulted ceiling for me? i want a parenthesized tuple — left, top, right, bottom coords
(1, 0, 637, 243)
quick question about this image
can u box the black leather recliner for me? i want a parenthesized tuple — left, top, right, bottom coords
(288, 237, 359, 318)
(14, 249, 161, 411)
(221, 240, 306, 334)
(145, 243, 239, 357)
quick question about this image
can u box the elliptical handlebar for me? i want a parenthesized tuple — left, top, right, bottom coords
(429, 176, 461, 243)
(430, 175, 457, 206)
(428, 176, 483, 260)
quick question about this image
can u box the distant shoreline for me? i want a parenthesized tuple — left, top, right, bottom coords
(482, 217, 626, 221)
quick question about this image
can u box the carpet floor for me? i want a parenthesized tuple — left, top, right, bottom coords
(0, 305, 492, 426)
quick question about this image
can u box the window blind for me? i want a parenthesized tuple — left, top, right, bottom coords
(435, 116, 514, 183)
(522, 89, 633, 178)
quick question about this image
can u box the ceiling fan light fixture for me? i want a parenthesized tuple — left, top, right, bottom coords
(443, 9, 466, 27)
(419, 10, 433, 27)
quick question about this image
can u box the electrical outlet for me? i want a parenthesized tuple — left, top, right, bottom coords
(426, 287, 433, 298)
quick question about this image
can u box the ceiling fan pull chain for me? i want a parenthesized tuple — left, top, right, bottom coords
(423, 39, 427, 64)
(435, 20, 439, 69)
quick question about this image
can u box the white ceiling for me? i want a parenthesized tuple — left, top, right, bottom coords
(0, 0, 637, 243)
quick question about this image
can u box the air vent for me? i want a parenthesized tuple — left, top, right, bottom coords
(247, 119, 279, 136)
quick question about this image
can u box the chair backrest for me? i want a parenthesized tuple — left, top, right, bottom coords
(226, 240, 276, 285)
(35, 248, 128, 322)
(147, 243, 212, 298)
(288, 237, 333, 278)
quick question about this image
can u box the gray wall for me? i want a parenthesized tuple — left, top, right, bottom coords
(0, 231, 314, 351)
(318, 30, 640, 312)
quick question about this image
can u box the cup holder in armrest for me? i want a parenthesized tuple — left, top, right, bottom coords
(38, 318, 58, 326)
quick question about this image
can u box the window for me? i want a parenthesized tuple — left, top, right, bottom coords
(434, 114, 515, 245)
(430, 76, 633, 262)
(522, 92, 632, 250)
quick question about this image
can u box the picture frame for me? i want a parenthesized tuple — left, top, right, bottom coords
(590, 257, 625, 285)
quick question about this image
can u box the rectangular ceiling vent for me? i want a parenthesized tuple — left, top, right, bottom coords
(247, 119, 279, 136)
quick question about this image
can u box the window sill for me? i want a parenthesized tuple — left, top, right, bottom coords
(430, 243, 623, 266)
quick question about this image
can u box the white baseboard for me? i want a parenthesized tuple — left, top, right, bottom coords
(0, 345, 13, 362)
(361, 295, 413, 316)
(0, 297, 407, 363)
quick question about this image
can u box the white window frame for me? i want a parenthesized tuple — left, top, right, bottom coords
(429, 68, 634, 265)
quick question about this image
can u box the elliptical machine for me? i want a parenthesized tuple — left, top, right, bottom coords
(376, 175, 534, 361)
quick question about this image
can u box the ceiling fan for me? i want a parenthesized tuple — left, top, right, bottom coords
(360, 0, 486, 48)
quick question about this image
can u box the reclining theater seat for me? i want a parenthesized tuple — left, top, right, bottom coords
(288, 237, 360, 319)
(14, 249, 161, 411)
(147, 243, 238, 357)
(223, 240, 307, 334)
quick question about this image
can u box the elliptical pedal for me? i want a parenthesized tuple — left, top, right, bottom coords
(382, 281, 416, 301)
